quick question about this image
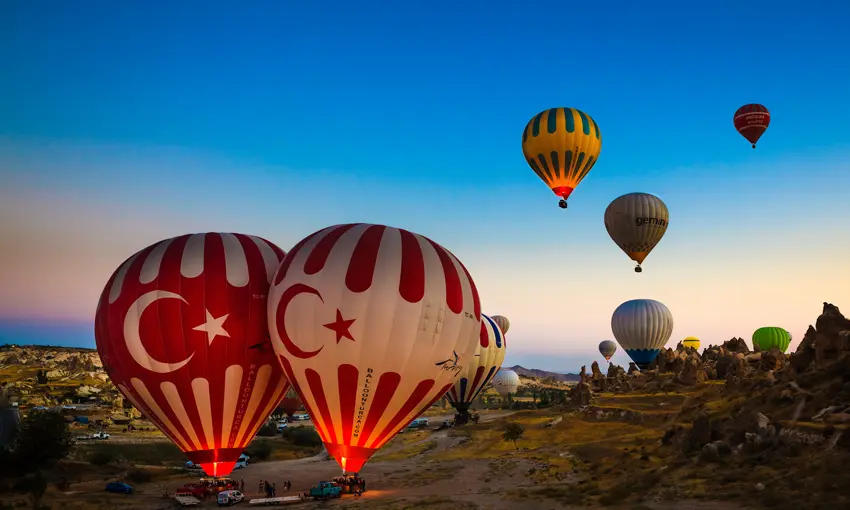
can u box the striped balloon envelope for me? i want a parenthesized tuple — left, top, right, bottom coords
(446, 314, 507, 414)
(598, 339, 617, 361)
(611, 299, 674, 370)
(521, 107, 603, 208)
(95, 233, 291, 477)
(268, 223, 481, 473)
(682, 336, 701, 350)
(490, 315, 510, 335)
(752, 327, 791, 353)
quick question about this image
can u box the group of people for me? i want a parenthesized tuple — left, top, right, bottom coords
(331, 474, 366, 496)
(259, 479, 292, 498)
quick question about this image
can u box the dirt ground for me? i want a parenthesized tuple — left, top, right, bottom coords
(20, 401, 761, 510)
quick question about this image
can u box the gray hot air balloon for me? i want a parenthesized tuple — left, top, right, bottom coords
(604, 192, 669, 273)
(598, 340, 617, 361)
(611, 299, 673, 370)
(492, 369, 519, 397)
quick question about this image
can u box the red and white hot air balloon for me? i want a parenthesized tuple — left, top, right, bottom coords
(95, 233, 291, 477)
(268, 223, 481, 473)
(278, 386, 302, 419)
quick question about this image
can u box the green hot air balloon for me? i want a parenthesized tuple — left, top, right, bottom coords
(752, 327, 792, 353)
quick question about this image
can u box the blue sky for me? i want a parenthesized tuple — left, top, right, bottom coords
(1, 1, 849, 371)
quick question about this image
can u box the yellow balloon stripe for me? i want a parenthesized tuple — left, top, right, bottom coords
(522, 108, 602, 193)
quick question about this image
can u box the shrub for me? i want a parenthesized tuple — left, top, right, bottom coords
(280, 427, 321, 447)
(87, 450, 114, 466)
(126, 469, 152, 483)
(245, 440, 272, 461)
(256, 423, 277, 437)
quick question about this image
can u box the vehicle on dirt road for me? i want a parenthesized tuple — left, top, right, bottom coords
(105, 481, 133, 494)
(309, 481, 341, 500)
(176, 483, 206, 499)
(217, 490, 244, 506)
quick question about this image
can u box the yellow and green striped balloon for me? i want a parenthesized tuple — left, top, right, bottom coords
(521, 107, 602, 205)
(682, 336, 700, 350)
(752, 327, 792, 353)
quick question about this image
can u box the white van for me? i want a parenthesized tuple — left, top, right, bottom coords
(234, 454, 249, 469)
(217, 489, 244, 506)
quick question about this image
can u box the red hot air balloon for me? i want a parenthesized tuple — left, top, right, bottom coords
(95, 233, 291, 478)
(268, 223, 481, 474)
(279, 386, 302, 418)
(734, 103, 770, 148)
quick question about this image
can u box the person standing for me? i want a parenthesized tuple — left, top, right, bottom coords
(259, 480, 265, 495)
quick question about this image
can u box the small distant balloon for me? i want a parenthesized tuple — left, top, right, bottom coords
(598, 340, 617, 361)
(492, 369, 519, 397)
(734, 104, 770, 148)
(490, 315, 510, 335)
(682, 336, 700, 350)
(752, 327, 791, 353)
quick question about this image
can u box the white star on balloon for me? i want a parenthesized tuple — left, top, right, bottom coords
(192, 310, 231, 345)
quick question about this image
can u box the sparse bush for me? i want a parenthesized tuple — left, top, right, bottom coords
(245, 440, 272, 461)
(87, 450, 115, 466)
(502, 423, 524, 449)
(280, 426, 321, 447)
(1, 410, 72, 477)
(126, 468, 153, 483)
(256, 423, 277, 437)
(12, 471, 47, 508)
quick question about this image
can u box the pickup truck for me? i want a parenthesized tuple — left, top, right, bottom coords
(77, 431, 110, 441)
(309, 481, 341, 500)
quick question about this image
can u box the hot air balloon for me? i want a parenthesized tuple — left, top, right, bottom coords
(278, 386, 302, 419)
(682, 336, 700, 350)
(752, 327, 791, 353)
(521, 107, 602, 209)
(611, 299, 673, 370)
(492, 369, 519, 397)
(268, 223, 481, 473)
(490, 315, 511, 335)
(446, 314, 507, 418)
(734, 104, 770, 148)
(599, 340, 617, 361)
(94, 233, 291, 478)
(604, 192, 669, 273)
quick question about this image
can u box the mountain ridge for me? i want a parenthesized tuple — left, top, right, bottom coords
(508, 364, 581, 382)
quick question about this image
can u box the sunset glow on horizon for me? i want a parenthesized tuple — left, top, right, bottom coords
(2, 2, 849, 372)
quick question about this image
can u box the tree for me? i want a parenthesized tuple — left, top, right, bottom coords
(502, 423, 524, 450)
(13, 471, 47, 510)
(4, 410, 73, 477)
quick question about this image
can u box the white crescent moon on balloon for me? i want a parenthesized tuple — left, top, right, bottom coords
(274, 283, 324, 360)
(123, 290, 194, 374)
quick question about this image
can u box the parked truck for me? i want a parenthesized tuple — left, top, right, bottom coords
(309, 481, 341, 500)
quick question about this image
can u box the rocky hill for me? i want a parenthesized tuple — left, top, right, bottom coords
(509, 365, 581, 383)
(0, 344, 119, 409)
(564, 302, 850, 508)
